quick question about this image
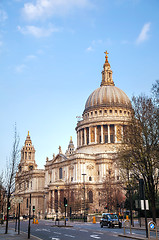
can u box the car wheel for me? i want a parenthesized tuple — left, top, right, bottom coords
(108, 223, 111, 228)
(119, 222, 122, 228)
(112, 224, 114, 228)
(100, 223, 103, 228)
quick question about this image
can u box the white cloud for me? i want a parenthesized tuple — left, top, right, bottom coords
(86, 39, 112, 52)
(136, 22, 151, 44)
(22, 0, 91, 21)
(0, 10, 8, 23)
(17, 25, 59, 37)
(86, 46, 93, 52)
(25, 54, 37, 61)
(15, 64, 27, 73)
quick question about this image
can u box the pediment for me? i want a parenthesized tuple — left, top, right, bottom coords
(87, 164, 94, 170)
(53, 154, 67, 164)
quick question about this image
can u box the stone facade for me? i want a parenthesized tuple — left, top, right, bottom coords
(15, 52, 132, 219)
(14, 132, 45, 218)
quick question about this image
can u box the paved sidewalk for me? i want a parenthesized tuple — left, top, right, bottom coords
(0, 224, 42, 240)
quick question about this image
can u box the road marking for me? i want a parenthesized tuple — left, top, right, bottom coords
(80, 229, 88, 232)
(53, 232, 61, 235)
(93, 232, 103, 235)
(51, 238, 60, 240)
(36, 228, 51, 232)
(90, 235, 101, 239)
(64, 234, 75, 238)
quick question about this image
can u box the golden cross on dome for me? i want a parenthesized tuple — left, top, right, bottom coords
(28, 131, 29, 136)
(104, 50, 109, 62)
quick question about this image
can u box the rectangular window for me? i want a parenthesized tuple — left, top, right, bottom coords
(59, 168, 62, 179)
(110, 134, 114, 143)
(105, 135, 108, 143)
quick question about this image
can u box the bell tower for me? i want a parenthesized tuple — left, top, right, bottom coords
(19, 131, 37, 172)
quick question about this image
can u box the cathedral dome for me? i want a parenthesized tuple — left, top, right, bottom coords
(84, 51, 131, 113)
(84, 85, 131, 112)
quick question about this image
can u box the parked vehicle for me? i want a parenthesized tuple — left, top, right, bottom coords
(100, 213, 122, 228)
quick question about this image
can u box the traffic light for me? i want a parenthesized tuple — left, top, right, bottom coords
(33, 206, 35, 212)
(64, 197, 67, 207)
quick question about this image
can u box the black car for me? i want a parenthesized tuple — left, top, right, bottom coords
(100, 213, 122, 228)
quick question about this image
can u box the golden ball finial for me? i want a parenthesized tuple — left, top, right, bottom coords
(104, 50, 109, 62)
(28, 131, 29, 136)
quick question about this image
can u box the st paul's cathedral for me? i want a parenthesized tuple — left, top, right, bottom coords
(15, 52, 132, 219)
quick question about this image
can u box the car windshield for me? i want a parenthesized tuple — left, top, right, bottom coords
(107, 214, 118, 219)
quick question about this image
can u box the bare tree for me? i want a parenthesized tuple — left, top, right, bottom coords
(118, 89, 159, 222)
(100, 168, 124, 212)
(4, 125, 20, 234)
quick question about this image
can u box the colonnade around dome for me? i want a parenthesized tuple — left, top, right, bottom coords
(77, 124, 124, 148)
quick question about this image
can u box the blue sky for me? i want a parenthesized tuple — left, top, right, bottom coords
(0, 0, 159, 171)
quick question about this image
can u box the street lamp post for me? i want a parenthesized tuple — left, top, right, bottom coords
(28, 193, 31, 239)
(55, 186, 59, 226)
(82, 174, 86, 222)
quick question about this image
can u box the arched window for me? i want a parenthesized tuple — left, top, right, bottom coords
(89, 176, 92, 181)
(88, 190, 93, 203)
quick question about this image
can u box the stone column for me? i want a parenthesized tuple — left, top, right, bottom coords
(84, 128, 87, 145)
(49, 191, 51, 213)
(75, 164, 77, 182)
(121, 125, 124, 141)
(89, 127, 91, 144)
(101, 125, 104, 143)
(52, 190, 55, 214)
(108, 125, 110, 143)
(80, 130, 83, 146)
(115, 125, 117, 143)
(36, 177, 38, 191)
(95, 126, 97, 143)
(77, 131, 79, 147)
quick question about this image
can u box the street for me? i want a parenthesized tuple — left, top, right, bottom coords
(8, 219, 155, 240)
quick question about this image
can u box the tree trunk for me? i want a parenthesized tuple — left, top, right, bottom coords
(151, 197, 156, 223)
(5, 196, 10, 234)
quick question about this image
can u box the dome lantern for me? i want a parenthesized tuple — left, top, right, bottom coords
(101, 51, 114, 87)
(84, 52, 131, 113)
